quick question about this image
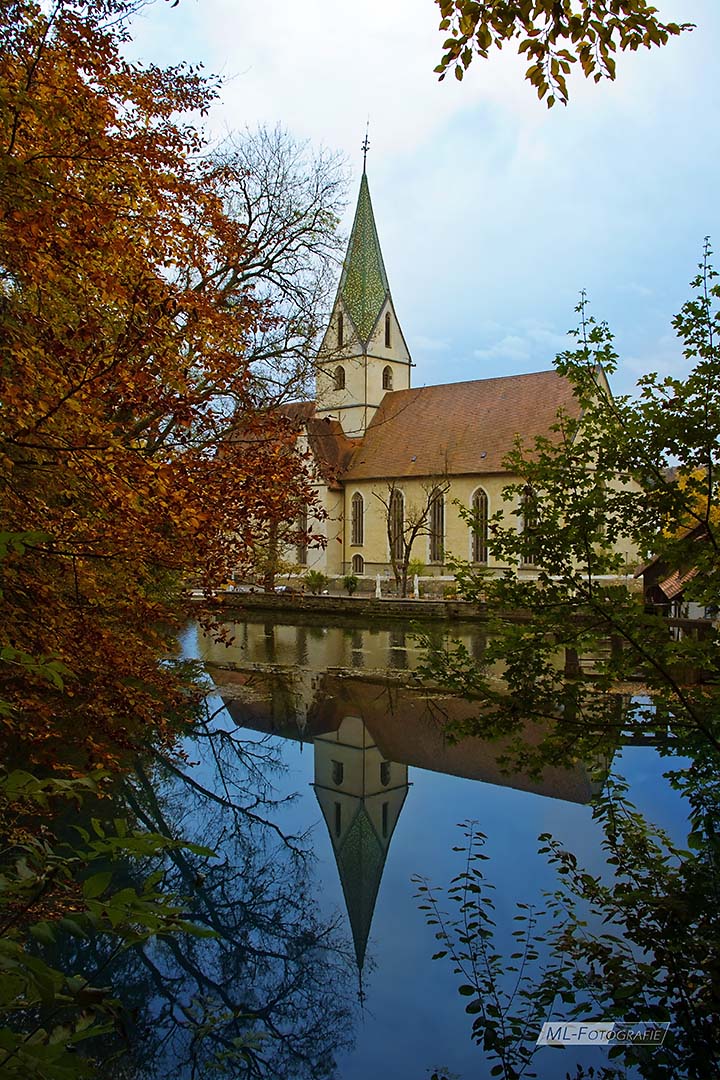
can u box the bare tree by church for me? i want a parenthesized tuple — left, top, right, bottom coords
(374, 479, 450, 597)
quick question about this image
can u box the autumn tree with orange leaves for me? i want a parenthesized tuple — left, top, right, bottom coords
(0, 0, 319, 772)
(0, 3, 347, 1073)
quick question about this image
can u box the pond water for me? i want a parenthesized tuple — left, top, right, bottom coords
(138, 612, 691, 1080)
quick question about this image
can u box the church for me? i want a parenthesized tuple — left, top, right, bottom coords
(281, 165, 635, 585)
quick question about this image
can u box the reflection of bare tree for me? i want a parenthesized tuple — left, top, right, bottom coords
(68, 708, 357, 1079)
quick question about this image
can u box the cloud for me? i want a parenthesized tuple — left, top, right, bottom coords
(473, 321, 569, 365)
(413, 334, 451, 353)
(624, 333, 688, 382)
(474, 335, 531, 363)
(129, 0, 491, 165)
(125, 0, 720, 397)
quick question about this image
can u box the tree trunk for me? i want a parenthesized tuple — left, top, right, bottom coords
(263, 521, 279, 593)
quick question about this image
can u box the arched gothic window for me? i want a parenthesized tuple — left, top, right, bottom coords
(472, 488, 489, 564)
(334, 365, 345, 391)
(351, 553, 364, 575)
(429, 487, 445, 564)
(384, 311, 391, 348)
(351, 492, 364, 545)
(382, 365, 393, 391)
(296, 504, 308, 566)
(389, 488, 404, 563)
(338, 311, 344, 348)
(520, 486, 538, 567)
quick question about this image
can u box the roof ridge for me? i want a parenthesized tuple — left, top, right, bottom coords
(388, 369, 560, 394)
(367, 370, 563, 408)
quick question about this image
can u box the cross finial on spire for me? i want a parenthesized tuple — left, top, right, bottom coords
(361, 120, 370, 173)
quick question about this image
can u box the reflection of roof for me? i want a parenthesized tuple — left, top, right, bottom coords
(334, 677, 596, 804)
(345, 371, 581, 480)
(337, 173, 390, 345)
(335, 806, 386, 971)
(214, 667, 596, 804)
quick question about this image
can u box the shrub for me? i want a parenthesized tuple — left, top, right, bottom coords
(304, 570, 329, 595)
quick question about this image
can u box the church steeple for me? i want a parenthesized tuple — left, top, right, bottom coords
(316, 161, 412, 436)
(337, 173, 391, 350)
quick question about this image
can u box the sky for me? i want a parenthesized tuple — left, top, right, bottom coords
(128, 0, 720, 397)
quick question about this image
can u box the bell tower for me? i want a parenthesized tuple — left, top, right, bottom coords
(317, 148, 412, 437)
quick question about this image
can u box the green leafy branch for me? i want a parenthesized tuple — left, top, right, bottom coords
(419, 778, 720, 1078)
(414, 822, 570, 1080)
(435, 0, 693, 106)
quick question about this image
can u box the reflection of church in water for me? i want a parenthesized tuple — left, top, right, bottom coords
(314, 715, 408, 971)
(215, 635, 600, 977)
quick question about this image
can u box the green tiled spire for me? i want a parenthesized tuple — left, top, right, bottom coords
(338, 172, 390, 345)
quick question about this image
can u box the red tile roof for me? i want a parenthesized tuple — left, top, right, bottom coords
(345, 370, 580, 480)
(279, 402, 356, 489)
(658, 566, 699, 601)
(279, 400, 315, 423)
(305, 415, 357, 488)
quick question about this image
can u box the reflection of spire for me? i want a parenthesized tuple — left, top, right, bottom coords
(335, 804, 385, 970)
(291, 668, 320, 740)
(313, 716, 409, 972)
(357, 966, 366, 1016)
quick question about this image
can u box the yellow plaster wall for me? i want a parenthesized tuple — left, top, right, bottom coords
(316, 354, 369, 435)
(271, 432, 344, 578)
(342, 473, 639, 576)
(365, 298, 411, 365)
(281, 481, 344, 577)
(343, 474, 518, 574)
(603, 475, 641, 569)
